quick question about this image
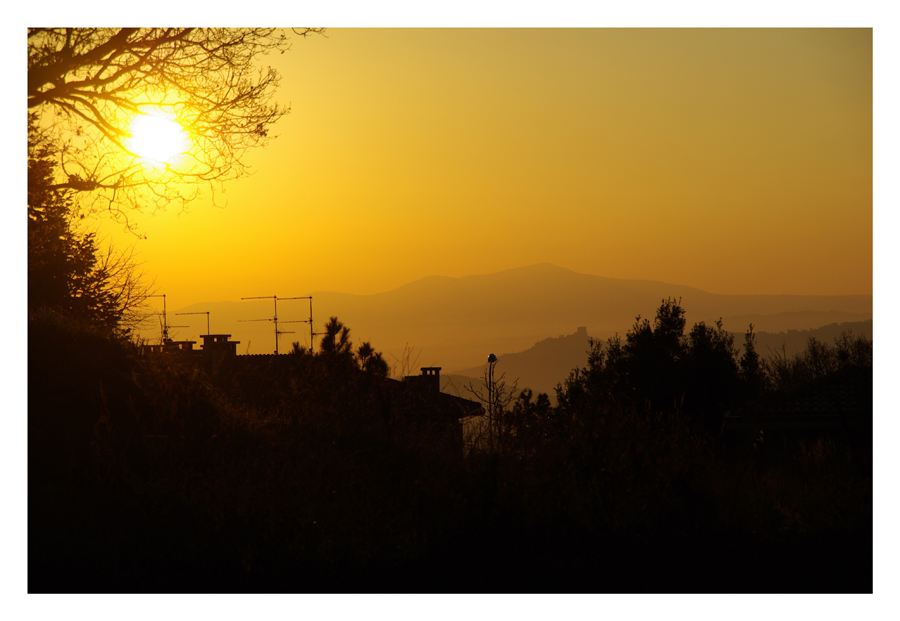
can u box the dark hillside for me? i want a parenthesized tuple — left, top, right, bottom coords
(452, 327, 592, 402)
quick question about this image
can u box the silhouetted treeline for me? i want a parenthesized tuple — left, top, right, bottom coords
(28, 299, 872, 593)
(556, 299, 871, 424)
(747, 320, 873, 361)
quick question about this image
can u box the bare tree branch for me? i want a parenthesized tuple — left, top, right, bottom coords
(28, 28, 324, 231)
(464, 368, 519, 453)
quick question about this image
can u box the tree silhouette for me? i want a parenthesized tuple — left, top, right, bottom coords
(558, 298, 748, 429)
(294, 317, 389, 377)
(621, 297, 687, 413)
(681, 318, 740, 427)
(320, 316, 353, 357)
(739, 324, 766, 399)
(28, 114, 150, 333)
(507, 388, 553, 456)
(357, 341, 389, 377)
(766, 331, 872, 393)
(27, 28, 321, 228)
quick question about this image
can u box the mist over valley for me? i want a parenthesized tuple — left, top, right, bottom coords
(164, 263, 872, 380)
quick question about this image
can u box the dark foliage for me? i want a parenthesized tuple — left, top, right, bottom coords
(740, 323, 766, 400)
(28, 115, 149, 335)
(766, 331, 872, 393)
(557, 298, 744, 430)
(28, 302, 872, 593)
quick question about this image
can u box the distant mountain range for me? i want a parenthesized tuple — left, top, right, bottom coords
(165, 263, 872, 371)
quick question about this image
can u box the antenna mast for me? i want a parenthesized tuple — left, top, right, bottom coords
(146, 294, 169, 342)
(175, 311, 211, 335)
(279, 296, 322, 352)
(240, 295, 310, 354)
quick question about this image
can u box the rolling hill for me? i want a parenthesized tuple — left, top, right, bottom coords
(164, 263, 872, 371)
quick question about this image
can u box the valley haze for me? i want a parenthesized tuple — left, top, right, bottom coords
(161, 263, 872, 372)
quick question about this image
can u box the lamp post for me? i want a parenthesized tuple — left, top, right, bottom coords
(488, 353, 498, 450)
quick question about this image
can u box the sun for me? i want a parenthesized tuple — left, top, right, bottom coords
(125, 110, 189, 166)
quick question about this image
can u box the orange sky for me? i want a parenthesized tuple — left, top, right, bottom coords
(95, 28, 872, 309)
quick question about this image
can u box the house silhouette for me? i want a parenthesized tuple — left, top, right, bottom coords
(146, 333, 481, 456)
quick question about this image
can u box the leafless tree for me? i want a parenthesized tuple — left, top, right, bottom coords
(95, 242, 155, 337)
(464, 368, 519, 453)
(28, 28, 322, 231)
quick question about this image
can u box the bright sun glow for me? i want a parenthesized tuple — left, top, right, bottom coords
(126, 111, 189, 166)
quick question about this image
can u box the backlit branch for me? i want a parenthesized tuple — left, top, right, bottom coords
(28, 27, 323, 230)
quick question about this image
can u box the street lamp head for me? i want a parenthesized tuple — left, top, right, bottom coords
(488, 353, 497, 364)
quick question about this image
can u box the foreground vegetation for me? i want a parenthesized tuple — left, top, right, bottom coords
(28, 299, 872, 593)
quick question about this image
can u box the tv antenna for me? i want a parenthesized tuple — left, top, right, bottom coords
(145, 294, 189, 342)
(175, 311, 211, 336)
(158, 314, 189, 341)
(146, 294, 168, 341)
(281, 295, 322, 351)
(240, 295, 311, 354)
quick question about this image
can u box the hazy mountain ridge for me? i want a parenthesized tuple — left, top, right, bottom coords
(164, 263, 872, 367)
(718, 311, 871, 335)
(450, 327, 592, 402)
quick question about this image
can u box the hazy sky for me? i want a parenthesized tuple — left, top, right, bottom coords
(94, 28, 872, 308)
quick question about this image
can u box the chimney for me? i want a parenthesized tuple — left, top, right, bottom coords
(420, 366, 441, 393)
